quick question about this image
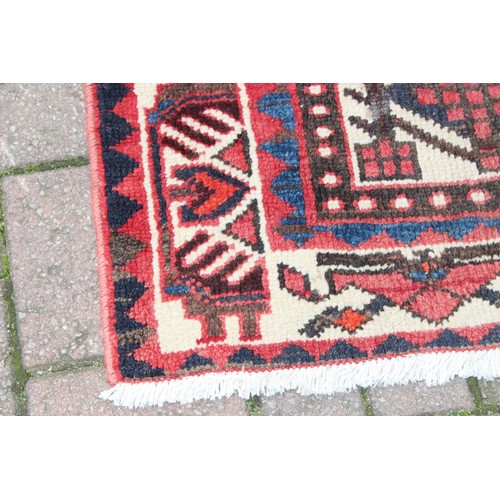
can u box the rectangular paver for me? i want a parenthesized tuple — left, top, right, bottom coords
(2, 166, 102, 368)
(366, 378, 475, 416)
(260, 390, 365, 416)
(0, 84, 87, 169)
(26, 367, 248, 416)
(478, 378, 500, 405)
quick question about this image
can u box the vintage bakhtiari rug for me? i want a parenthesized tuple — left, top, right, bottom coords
(86, 83, 500, 407)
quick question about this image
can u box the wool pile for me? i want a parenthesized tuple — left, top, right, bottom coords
(86, 83, 500, 407)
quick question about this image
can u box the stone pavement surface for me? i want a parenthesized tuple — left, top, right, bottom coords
(366, 379, 474, 416)
(3, 167, 101, 368)
(478, 379, 500, 405)
(0, 84, 87, 169)
(0, 83, 499, 416)
(260, 390, 365, 416)
(26, 367, 247, 416)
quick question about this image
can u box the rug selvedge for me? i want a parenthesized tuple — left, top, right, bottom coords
(86, 83, 500, 405)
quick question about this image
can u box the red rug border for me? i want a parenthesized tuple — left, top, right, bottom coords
(85, 83, 123, 385)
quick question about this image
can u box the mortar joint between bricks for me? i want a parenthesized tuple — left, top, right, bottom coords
(466, 377, 485, 407)
(359, 387, 375, 416)
(0, 184, 29, 415)
(0, 156, 89, 178)
(27, 356, 104, 379)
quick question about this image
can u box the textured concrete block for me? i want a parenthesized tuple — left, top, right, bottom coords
(260, 390, 365, 416)
(2, 166, 102, 367)
(26, 367, 248, 416)
(367, 378, 474, 416)
(0, 84, 87, 169)
(478, 378, 500, 405)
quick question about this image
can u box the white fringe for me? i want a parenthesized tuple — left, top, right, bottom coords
(100, 349, 500, 408)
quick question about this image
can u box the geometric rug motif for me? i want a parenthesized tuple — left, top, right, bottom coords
(86, 83, 500, 404)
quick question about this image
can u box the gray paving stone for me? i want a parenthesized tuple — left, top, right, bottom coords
(0, 83, 87, 169)
(367, 378, 474, 416)
(260, 390, 364, 416)
(2, 166, 102, 368)
(478, 378, 500, 405)
(0, 290, 15, 415)
(26, 367, 248, 416)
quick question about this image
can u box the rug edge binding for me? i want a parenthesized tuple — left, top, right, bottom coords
(84, 83, 123, 386)
(99, 348, 500, 408)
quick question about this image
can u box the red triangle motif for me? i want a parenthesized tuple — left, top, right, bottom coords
(117, 208, 150, 244)
(114, 162, 146, 203)
(219, 134, 250, 174)
(122, 246, 153, 283)
(408, 289, 461, 322)
(356, 231, 399, 251)
(461, 223, 500, 243)
(111, 129, 142, 167)
(413, 227, 455, 247)
(127, 288, 157, 329)
(226, 204, 258, 246)
(111, 84, 139, 126)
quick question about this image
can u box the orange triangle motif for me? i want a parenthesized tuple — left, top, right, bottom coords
(192, 171, 239, 215)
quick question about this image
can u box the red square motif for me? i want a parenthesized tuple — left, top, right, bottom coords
(379, 140, 393, 158)
(401, 160, 415, 175)
(383, 161, 396, 176)
(442, 91, 460, 104)
(416, 88, 438, 105)
(398, 144, 411, 157)
(481, 155, 500, 170)
(364, 161, 379, 178)
(466, 90, 484, 104)
(488, 85, 500, 99)
(474, 122, 492, 139)
(471, 108, 487, 120)
(447, 108, 465, 122)
(361, 147, 376, 159)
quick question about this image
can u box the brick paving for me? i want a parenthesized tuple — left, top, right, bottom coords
(0, 83, 498, 416)
(478, 379, 500, 406)
(366, 379, 475, 416)
(0, 84, 87, 169)
(260, 390, 365, 416)
(26, 367, 247, 416)
(2, 166, 101, 368)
